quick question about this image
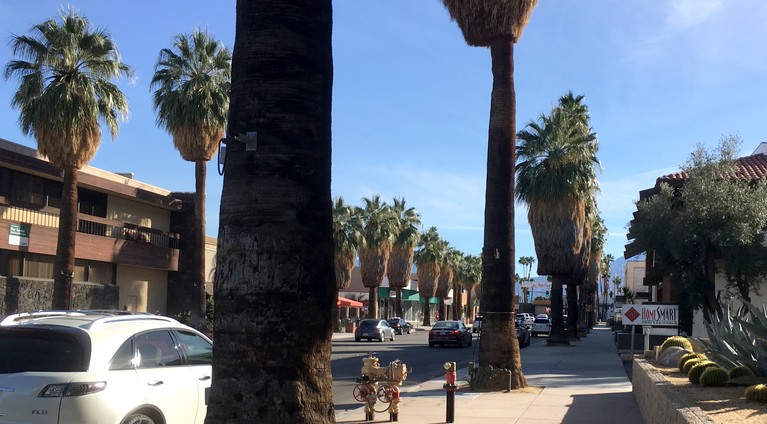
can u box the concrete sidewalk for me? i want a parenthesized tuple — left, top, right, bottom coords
(335, 324, 643, 423)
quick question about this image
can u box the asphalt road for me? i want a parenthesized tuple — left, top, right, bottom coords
(331, 328, 545, 412)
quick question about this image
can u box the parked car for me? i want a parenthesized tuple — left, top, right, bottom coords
(355, 319, 396, 342)
(531, 316, 551, 337)
(517, 323, 532, 347)
(0, 310, 212, 424)
(515, 312, 534, 326)
(429, 320, 473, 348)
(386, 317, 412, 335)
(472, 315, 483, 333)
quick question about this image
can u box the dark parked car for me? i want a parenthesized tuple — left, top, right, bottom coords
(429, 320, 472, 348)
(386, 317, 412, 335)
(355, 319, 396, 342)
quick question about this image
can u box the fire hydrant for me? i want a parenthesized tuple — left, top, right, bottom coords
(353, 353, 409, 422)
(443, 361, 458, 423)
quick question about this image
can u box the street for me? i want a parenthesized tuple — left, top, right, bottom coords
(331, 327, 545, 412)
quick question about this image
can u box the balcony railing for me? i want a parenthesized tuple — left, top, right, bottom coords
(1, 204, 180, 250)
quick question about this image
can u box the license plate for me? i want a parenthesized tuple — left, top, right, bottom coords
(363, 333, 371, 337)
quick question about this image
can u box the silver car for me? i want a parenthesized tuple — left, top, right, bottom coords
(354, 319, 396, 342)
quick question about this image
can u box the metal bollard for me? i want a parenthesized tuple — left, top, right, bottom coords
(443, 362, 458, 423)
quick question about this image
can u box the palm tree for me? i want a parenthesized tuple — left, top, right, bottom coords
(206, 1, 334, 422)
(333, 197, 360, 329)
(516, 93, 600, 345)
(518, 256, 535, 302)
(442, 0, 538, 392)
(600, 253, 615, 318)
(151, 30, 231, 329)
(414, 227, 443, 326)
(358, 195, 397, 319)
(460, 254, 482, 321)
(436, 245, 459, 320)
(585, 214, 606, 328)
(386, 197, 421, 318)
(4, 8, 131, 309)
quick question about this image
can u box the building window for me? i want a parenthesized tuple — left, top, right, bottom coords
(74, 258, 115, 284)
(0, 251, 23, 277)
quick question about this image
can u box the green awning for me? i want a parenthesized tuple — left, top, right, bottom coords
(378, 287, 437, 303)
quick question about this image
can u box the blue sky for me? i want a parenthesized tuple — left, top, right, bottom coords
(2, 1, 767, 279)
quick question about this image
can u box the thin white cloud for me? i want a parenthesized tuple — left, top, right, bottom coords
(666, 0, 722, 30)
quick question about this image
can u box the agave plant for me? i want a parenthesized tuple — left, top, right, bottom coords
(704, 297, 767, 378)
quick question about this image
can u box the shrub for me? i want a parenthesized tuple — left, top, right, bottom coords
(683, 357, 706, 375)
(689, 361, 718, 384)
(658, 336, 693, 356)
(745, 384, 767, 403)
(699, 367, 729, 387)
(679, 353, 707, 373)
(704, 297, 767, 377)
(729, 366, 756, 380)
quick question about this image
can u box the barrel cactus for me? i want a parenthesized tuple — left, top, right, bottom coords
(699, 367, 729, 387)
(745, 384, 767, 403)
(729, 366, 756, 380)
(683, 357, 706, 375)
(689, 361, 718, 384)
(679, 353, 707, 373)
(658, 336, 693, 356)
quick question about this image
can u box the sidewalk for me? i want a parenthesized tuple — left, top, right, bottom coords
(335, 324, 643, 423)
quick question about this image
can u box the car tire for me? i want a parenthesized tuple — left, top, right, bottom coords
(429, 342, 435, 348)
(390, 333, 395, 341)
(122, 413, 155, 424)
(355, 337, 361, 342)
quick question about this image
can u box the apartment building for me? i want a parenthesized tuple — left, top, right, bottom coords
(0, 138, 205, 316)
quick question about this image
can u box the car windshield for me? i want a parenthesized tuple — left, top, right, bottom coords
(433, 322, 458, 329)
(0, 329, 86, 373)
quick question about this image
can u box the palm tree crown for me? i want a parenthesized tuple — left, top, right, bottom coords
(333, 196, 360, 290)
(151, 29, 231, 161)
(5, 7, 131, 168)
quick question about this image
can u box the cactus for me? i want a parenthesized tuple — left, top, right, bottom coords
(744, 384, 767, 403)
(679, 353, 707, 373)
(689, 361, 718, 384)
(658, 336, 693, 356)
(683, 357, 706, 375)
(699, 367, 729, 387)
(704, 296, 767, 377)
(729, 366, 756, 380)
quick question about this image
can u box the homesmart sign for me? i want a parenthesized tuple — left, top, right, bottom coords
(621, 303, 678, 326)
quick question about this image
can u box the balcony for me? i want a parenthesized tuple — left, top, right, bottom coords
(0, 202, 180, 271)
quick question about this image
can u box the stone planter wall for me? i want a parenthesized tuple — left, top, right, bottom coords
(632, 358, 715, 424)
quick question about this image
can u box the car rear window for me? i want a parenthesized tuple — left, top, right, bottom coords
(433, 322, 458, 329)
(358, 320, 377, 328)
(534, 318, 549, 324)
(0, 328, 87, 373)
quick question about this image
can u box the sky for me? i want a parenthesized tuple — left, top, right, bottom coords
(2, 0, 767, 281)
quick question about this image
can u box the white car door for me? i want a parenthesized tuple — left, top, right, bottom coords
(134, 330, 198, 423)
(173, 330, 213, 424)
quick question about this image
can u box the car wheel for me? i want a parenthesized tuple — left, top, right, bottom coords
(355, 337, 361, 342)
(429, 342, 435, 348)
(390, 332, 395, 341)
(122, 413, 155, 424)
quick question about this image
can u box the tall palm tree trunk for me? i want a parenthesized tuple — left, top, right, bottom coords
(205, 1, 334, 422)
(422, 302, 432, 326)
(368, 286, 378, 319)
(52, 166, 79, 310)
(193, 159, 207, 329)
(566, 283, 579, 340)
(548, 275, 568, 345)
(395, 289, 403, 318)
(475, 38, 525, 391)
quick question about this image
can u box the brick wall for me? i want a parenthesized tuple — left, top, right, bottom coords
(0, 276, 118, 317)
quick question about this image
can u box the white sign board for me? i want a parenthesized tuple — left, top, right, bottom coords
(621, 304, 679, 326)
(9, 223, 30, 247)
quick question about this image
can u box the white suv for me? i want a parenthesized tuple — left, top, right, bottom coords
(0, 311, 212, 424)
